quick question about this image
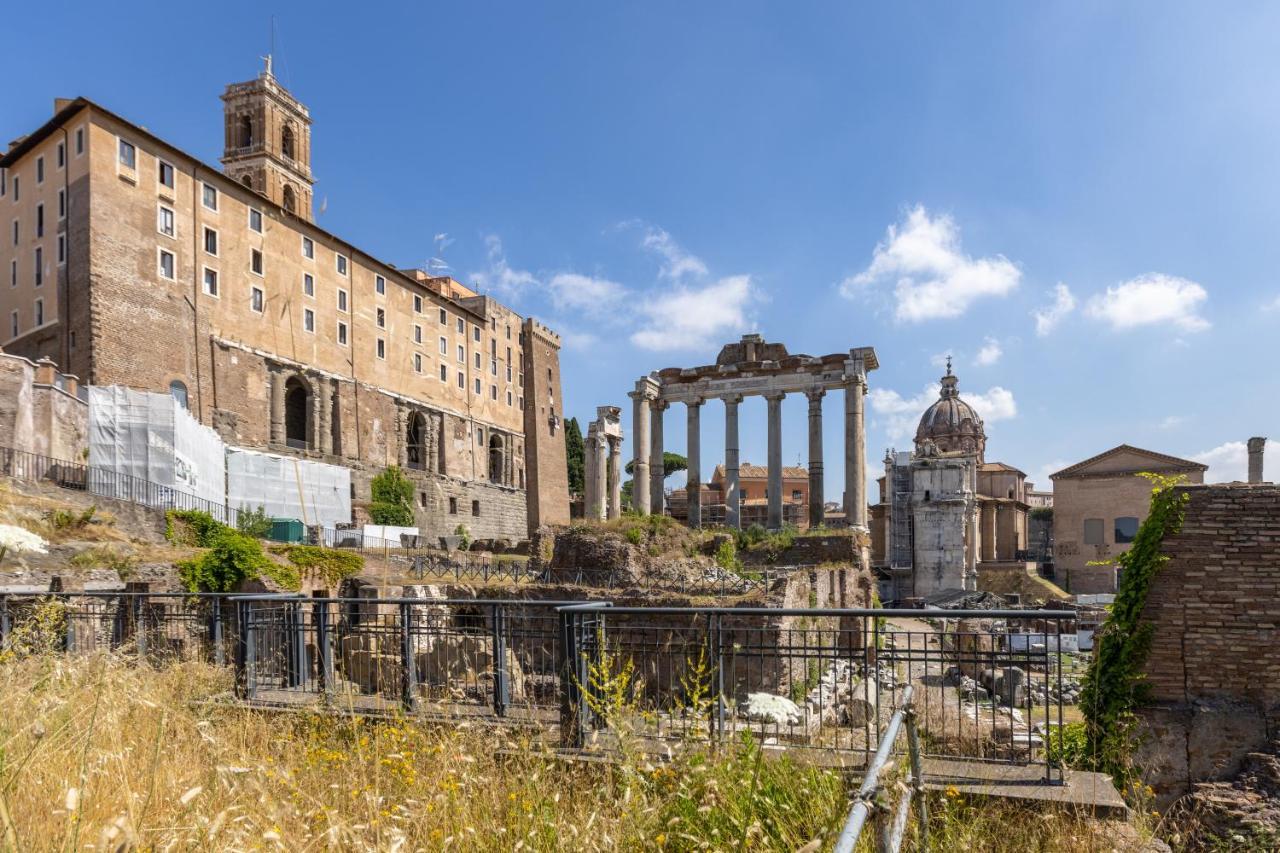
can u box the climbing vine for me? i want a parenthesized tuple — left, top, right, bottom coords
(1078, 472, 1189, 783)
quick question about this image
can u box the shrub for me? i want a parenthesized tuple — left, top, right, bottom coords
(370, 466, 414, 526)
(177, 529, 282, 593)
(454, 524, 472, 551)
(269, 544, 363, 587)
(714, 538, 740, 572)
(236, 504, 273, 539)
(69, 545, 138, 581)
(624, 526, 645, 545)
(47, 505, 97, 531)
(165, 510, 229, 547)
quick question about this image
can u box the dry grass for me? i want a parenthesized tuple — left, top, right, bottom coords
(0, 651, 1155, 851)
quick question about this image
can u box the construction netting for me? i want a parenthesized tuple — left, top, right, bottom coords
(226, 447, 351, 528)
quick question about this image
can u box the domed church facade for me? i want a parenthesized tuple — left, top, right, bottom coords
(870, 360, 1035, 602)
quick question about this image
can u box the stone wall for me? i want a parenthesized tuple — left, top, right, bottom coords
(0, 351, 86, 458)
(1135, 483, 1280, 802)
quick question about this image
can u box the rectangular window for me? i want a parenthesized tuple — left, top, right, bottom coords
(506, 364, 512, 383)
(457, 372, 464, 389)
(158, 160, 175, 189)
(33, 247, 42, 287)
(519, 395, 524, 410)
(203, 227, 218, 256)
(336, 254, 348, 276)
(439, 308, 447, 325)
(474, 352, 481, 369)
(34, 298, 43, 327)
(491, 358, 497, 376)
(1114, 517, 1140, 544)
(12, 177, 17, 201)
(413, 294, 422, 313)
(375, 274, 385, 295)
(439, 364, 447, 382)
(10, 220, 15, 246)
(36, 204, 43, 238)
(1082, 518, 1104, 546)
(75, 127, 84, 156)
(414, 353, 423, 373)
(248, 208, 263, 233)
(337, 321, 349, 346)
(303, 273, 314, 297)
(414, 324, 422, 344)
(57, 234, 65, 265)
(376, 338, 385, 359)
(456, 317, 463, 334)
(158, 249, 175, 280)
(202, 267, 219, 297)
(58, 189, 65, 220)
(449, 497, 458, 515)
(9, 311, 16, 338)
(376, 307, 385, 328)
(337, 288, 348, 312)
(250, 286, 264, 313)
(36, 156, 44, 184)
(507, 390, 513, 406)
(157, 203, 175, 235)
(202, 183, 217, 211)
(0, 167, 5, 197)
(301, 236, 314, 258)
(474, 378, 481, 395)
(471, 500, 480, 517)
(56, 141, 64, 168)
(250, 248, 263, 275)
(303, 308, 315, 333)
(473, 326, 480, 342)
(9, 260, 15, 287)
(439, 336, 447, 355)
(117, 139, 135, 170)
(491, 384, 497, 400)
(456, 344, 464, 362)
(506, 324, 511, 340)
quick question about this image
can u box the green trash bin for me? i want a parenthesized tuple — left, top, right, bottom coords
(269, 517, 305, 543)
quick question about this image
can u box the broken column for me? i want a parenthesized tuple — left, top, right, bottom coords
(1248, 436, 1266, 484)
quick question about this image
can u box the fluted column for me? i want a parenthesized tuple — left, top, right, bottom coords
(724, 395, 742, 529)
(844, 374, 868, 530)
(593, 430, 608, 521)
(649, 400, 667, 515)
(686, 398, 703, 528)
(766, 393, 784, 530)
(806, 389, 825, 528)
(269, 366, 285, 445)
(608, 438, 622, 519)
(583, 425, 598, 518)
(629, 384, 653, 513)
(395, 405, 409, 467)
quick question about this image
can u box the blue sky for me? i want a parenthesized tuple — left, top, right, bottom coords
(5, 2, 1277, 495)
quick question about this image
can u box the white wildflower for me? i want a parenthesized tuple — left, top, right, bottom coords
(0, 524, 48, 558)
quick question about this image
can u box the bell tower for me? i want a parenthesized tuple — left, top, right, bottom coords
(220, 57, 314, 221)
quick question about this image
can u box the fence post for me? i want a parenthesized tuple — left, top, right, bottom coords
(399, 601, 417, 713)
(286, 600, 306, 689)
(315, 599, 334, 697)
(234, 599, 253, 700)
(558, 608, 585, 749)
(210, 598, 225, 667)
(492, 603, 510, 718)
(61, 594, 75, 653)
(132, 592, 148, 657)
(707, 612, 726, 742)
(0, 597, 9, 648)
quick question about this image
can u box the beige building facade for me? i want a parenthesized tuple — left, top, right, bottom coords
(0, 67, 569, 539)
(1050, 445, 1206, 594)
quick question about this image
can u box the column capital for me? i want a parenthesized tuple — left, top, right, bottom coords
(722, 393, 744, 406)
(805, 388, 826, 404)
(686, 396, 704, 409)
(763, 391, 786, 403)
(631, 375, 662, 401)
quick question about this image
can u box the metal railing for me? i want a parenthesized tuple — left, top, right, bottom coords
(0, 592, 1071, 781)
(0, 445, 239, 525)
(538, 565, 796, 596)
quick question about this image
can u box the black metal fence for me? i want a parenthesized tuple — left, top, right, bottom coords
(1, 591, 1072, 780)
(0, 445, 239, 525)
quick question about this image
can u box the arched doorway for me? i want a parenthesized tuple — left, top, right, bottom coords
(406, 411, 427, 470)
(284, 375, 311, 449)
(488, 434, 505, 484)
(281, 125, 295, 159)
(282, 185, 296, 214)
(169, 380, 188, 410)
(239, 115, 253, 148)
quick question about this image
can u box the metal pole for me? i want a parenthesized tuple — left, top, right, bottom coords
(906, 707, 929, 852)
(492, 604, 510, 718)
(834, 685, 915, 853)
(211, 599, 225, 667)
(315, 599, 334, 698)
(133, 593, 148, 657)
(399, 601, 417, 713)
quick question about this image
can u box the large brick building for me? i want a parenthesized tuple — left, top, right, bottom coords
(0, 63, 569, 539)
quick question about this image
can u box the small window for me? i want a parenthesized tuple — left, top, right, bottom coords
(250, 286, 264, 313)
(36, 156, 44, 184)
(301, 236, 314, 258)
(439, 364, 447, 382)
(156, 205, 176, 237)
(336, 254, 348, 276)
(414, 324, 422, 344)
(34, 298, 43, 327)
(439, 336, 447, 355)
(117, 139, 136, 170)
(1114, 517, 1140, 544)
(57, 234, 66, 265)
(457, 372, 464, 389)
(474, 352, 481, 369)
(33, 247, 42, 287)
(491, 359, 497, 376)
(1083, 518, 1104, 546)
(456, 317, 463, 333)
(477, 428, 484, 445)
(375, 274, 385, 295)
(202, 183, 218, 211)
(473, 326, 480, 343)
(56, 142, 65, 169)
(9, 260, 14, 287)
(507, 390, 513, 406)
(158, 249, 175, 280)
(248, 208, 263, 233)
(36, 204, 43, 237)
(250, 248, 263, 275)
(202, 267, 219, 297)
(169, 380, 188, 409)
(414, 353, 423, 373)
(11, 177, 17, 201)
(10, 220, 16, 246)
(376, 308, 385, 328)
(203, 227, 218, 256)
(506, 324, 511, 340)
(491, 384, 498, 400)
(158, 160, 175, 189)
(303, 273, 314, 297)
(58, 189, 66, 220)
(8, 311, 16, 338)
(376, 338, 386, 359)
(413, 294, 422, 313)
(471, 500, 480, 517)
(337, 289, 348, 312)
(439, 308, 447, 325)
(75, 127, 85, 156)
(457, 344, 464, 362)
(337, 321, 349, 346)
(449, 497, 458, 515)
(303, 308, 315, 333)
(474, 378, 481, 395)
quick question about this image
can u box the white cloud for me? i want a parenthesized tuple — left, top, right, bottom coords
(1085, 273, 1210, 332)
(546, 273, 629, 318)
(638, 225, 709, 282)
(1158, 415, 1186, 430)
(1263, 295, 1280, 312)
(841, 206, 1021, 322)
(468, 234, 536, 298)
(869, 382, 1017, 444)
(1033, 283, 1076, 336)
(1192, 441, 1254, 483)
(631, 275, 755, 351)
(974, 337, 1002, 367)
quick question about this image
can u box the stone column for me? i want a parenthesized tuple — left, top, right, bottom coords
(269, 366, 285, 445)
(649, 400, 667, 516)
(608, 438, 622, 520)
(583, 426, 598, 519)
(686, 398, 703, 528)
(629, 382, 654, 514)
(1248, 437, 1266, 484)
(724, 395, 742, 529)
(594, 431, 609, 520)
(806, 389, 825, 529)
(395, 404, 408, 467)
(766, 393, 784, 530)
(316, 378, 332, 456)
(844, 375, 868, 530)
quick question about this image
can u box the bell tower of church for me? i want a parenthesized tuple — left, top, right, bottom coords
(220, 57, 314, 221)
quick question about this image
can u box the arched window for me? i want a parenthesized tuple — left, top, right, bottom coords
(282, 185, 296, 214)
(239, 115, 253, 148)
(169, 380, 188, 409)
(406, 411, 427, 470)
(488, 434, 505, 484)
(241, 175, 253, 190)
(284, 375, 311, 449)
(281, 125, 295, 159)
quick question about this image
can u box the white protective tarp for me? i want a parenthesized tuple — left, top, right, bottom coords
(87, 386, 227, 517)
(226, 447, 351, 528)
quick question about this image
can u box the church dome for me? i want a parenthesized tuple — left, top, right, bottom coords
(914, 359, 986, 459)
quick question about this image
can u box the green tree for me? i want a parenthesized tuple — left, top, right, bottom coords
(625, 452, 688, 479)
(369, 465, 414, 526)
(565, 416, 586, 497)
